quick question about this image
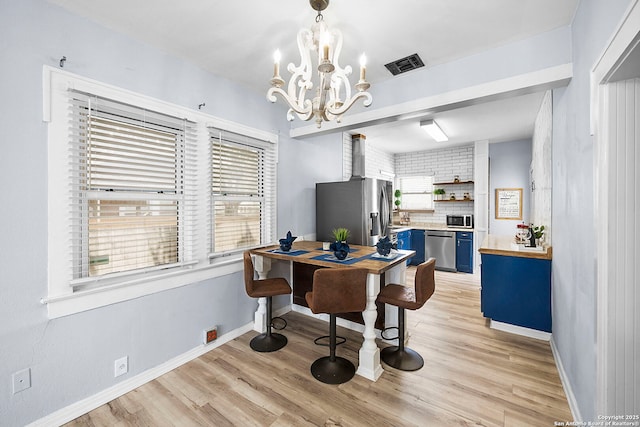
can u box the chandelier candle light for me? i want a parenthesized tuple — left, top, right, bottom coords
(267, 0, 373, 128)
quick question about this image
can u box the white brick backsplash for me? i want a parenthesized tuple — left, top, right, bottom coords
(395, 145, 475, 224)
(340, 137, 476, 225)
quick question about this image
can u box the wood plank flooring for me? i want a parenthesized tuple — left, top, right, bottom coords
(65, 268, 572, 426)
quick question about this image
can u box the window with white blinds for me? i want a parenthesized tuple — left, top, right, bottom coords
(68, 92, 197, 285)
(397, 176, 434, 210)
(45, 67, 279, 316)
(209, 128, 277, 255)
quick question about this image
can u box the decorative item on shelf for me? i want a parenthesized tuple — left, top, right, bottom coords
(531, 224, 545, 247)
(331, 227, 350, 259)
(399, 211, 410, 225)
(279, 230, 297, 251)
(523, 223, 545, 247)
(515, 223, 530, 244)
(449, 192, 456, 200)
(266, 0, 372, 128)
(433, 188, 446, 200)
(375, 236, 396, 256)
(454, 175, 460, 183)
(394, 189, 402, 210)
(463, 192, 471, 200)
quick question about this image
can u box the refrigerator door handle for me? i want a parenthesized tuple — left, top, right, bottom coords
(370, 212, 379, 236)
(379, 185, 389, 237)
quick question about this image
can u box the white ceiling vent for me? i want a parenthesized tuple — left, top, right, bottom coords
(384, 53, 425, 76)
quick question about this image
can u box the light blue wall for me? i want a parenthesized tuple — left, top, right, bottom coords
(2, 0, 634, 424)
(551, 0, 634, 421)
(0, 1, 340, 425)
(489, 139, 532, 236)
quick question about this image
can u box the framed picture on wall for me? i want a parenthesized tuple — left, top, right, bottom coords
(495, 188, 523, 220)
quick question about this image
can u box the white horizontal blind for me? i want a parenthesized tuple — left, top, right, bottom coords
(398, 176, 434, 209)
(68, 92, 197, 284)
(209, 128, 276, 254)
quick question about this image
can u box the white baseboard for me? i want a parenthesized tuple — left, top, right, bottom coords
(550, 336, 582, 422)
(489, 320, 551, 341)
(27, 322, 255, 427)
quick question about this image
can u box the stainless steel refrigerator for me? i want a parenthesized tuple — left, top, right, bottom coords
(316, 178, 393, 246)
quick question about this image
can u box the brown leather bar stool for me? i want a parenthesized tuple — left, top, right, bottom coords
(305, 268, 368, 384)
(376, 258, 436, 371)
(244, 251, 292, 352)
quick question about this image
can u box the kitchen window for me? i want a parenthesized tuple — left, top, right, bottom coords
(396, 175, 434, 210)
(44, 67, 277, 317)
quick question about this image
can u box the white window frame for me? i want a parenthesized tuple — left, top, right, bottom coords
(396, 175, 434, 210)
(208, 128, 277, 258)
(43, 66, 278, 318)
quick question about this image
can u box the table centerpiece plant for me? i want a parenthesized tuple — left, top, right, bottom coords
(330, 227, 350, 260)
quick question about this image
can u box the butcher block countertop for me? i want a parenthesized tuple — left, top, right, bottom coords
(479, 235, 552, 260)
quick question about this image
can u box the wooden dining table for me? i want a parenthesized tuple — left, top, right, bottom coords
(249, 240, 415, 381)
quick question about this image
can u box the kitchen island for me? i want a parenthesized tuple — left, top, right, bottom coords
(250, 241, 415, 381)
(478, 235, 552, 339)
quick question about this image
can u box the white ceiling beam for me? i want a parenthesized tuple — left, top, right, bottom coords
(289, 63, 573, 139)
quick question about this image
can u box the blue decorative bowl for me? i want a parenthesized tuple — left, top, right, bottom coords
(330, 241, 350, 260)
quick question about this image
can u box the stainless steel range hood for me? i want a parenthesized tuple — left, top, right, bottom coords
(351, 133, 366, 178)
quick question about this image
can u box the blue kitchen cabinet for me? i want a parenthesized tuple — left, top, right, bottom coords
(480, 253, 551, 332)
(455, 231, 473, 273)
(397, 230, 412, 264)
(409, 229, 425, 265)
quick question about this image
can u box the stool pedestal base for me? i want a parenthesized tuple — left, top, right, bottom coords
(311, 356, 356, 384)
(380, 346, 424, 371)
(250, 332, 287, 352)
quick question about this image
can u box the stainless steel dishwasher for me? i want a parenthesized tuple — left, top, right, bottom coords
(425, 230, 457, 272)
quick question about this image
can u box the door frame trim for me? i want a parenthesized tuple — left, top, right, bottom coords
(591, 0, 640, 416)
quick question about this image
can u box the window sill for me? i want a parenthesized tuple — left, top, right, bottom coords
(42, 257, 243, 319)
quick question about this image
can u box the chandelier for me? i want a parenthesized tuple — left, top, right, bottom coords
(267, 0, 372, 128)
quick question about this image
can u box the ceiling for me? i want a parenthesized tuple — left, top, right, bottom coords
(47, 0, 579, 153)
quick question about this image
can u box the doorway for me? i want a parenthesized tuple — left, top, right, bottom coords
(592, 0, 640, 415)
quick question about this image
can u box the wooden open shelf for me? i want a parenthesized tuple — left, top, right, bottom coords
(434, 180, 474, 185)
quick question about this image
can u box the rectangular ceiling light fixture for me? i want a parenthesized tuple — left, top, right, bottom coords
(420, 119, 448, 142)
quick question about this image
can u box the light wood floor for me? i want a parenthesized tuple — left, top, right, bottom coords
(66, 268, 572, 426)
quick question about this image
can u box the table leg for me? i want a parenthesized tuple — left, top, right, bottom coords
(356, 273, 383, 381)
(251, 255, 272, 333)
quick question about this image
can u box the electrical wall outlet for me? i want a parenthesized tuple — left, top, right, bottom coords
(114, 356, 128, 377)
(12, 368, 31, 394)
(204, 326, 217, 344)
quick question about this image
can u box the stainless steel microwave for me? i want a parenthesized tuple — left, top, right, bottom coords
(446, 214, 473, 228)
